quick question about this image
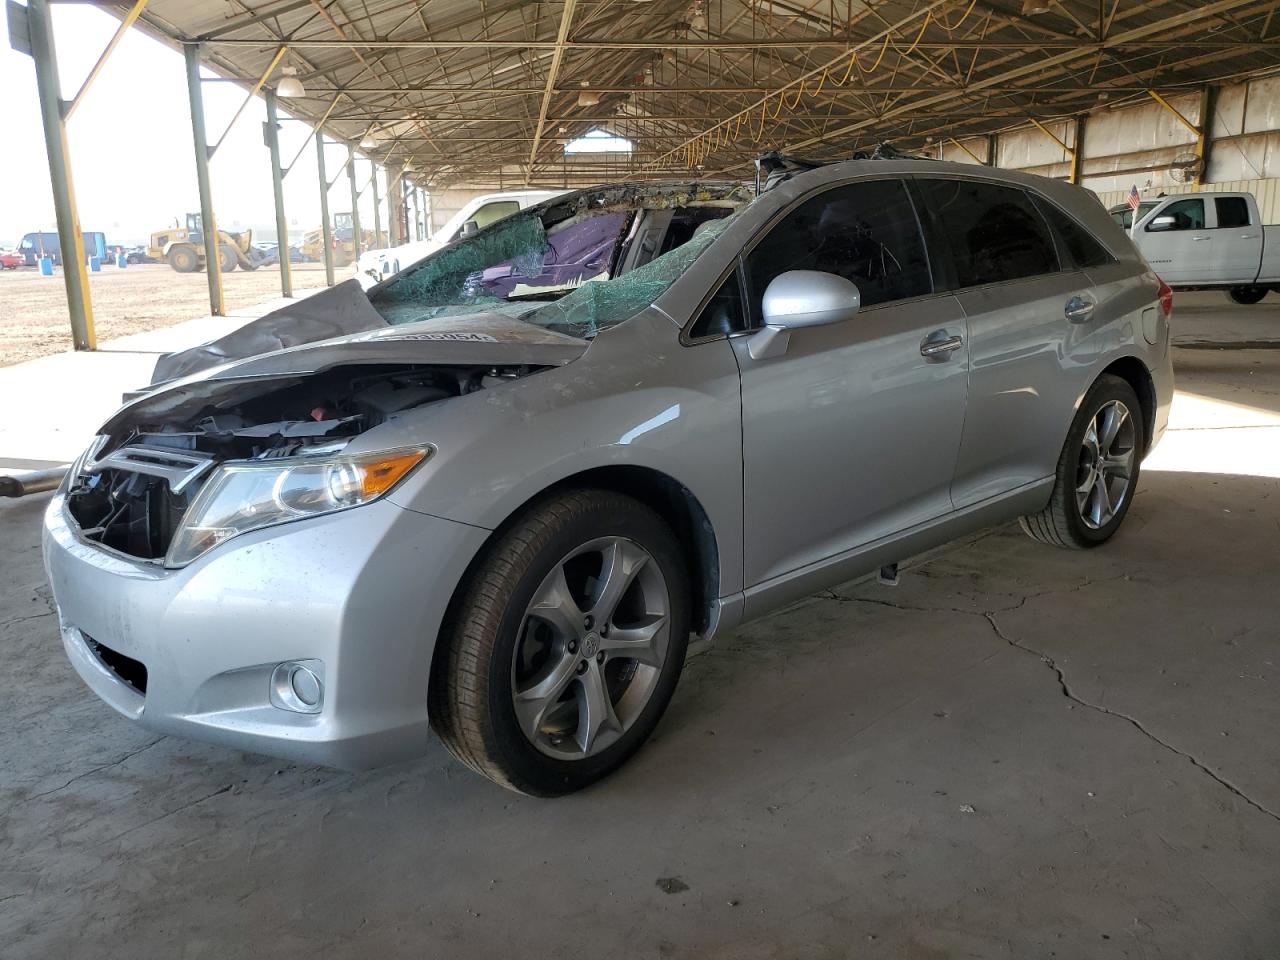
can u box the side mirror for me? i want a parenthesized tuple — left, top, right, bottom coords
(460, 220, 479, 238)
(748, 270, 861, 360)
(761, 270, 861, 327)
(1145, 215, 1176, 233)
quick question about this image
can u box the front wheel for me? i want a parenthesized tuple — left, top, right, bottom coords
(1228, 286, 1268, 305)
(431, 490, 690, 796)
(1021, 374, 1144, 549)
(167, 244, 198, 273)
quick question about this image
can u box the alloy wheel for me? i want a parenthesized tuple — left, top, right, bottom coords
(1075, 399, 1136, 529)
(511, 537, 671, 760)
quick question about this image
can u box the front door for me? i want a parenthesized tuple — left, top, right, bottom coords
(1138, 197, 1208, 283)
(732, 178, 969, 590)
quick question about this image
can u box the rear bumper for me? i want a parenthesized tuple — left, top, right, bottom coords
(43, 495, 488, 769)
(1149, 318, 1176, 454)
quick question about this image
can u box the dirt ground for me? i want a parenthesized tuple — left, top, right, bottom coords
(0, 262, 336, 367)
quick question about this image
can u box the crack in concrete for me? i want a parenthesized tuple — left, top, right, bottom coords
(983, 611, 1280, 826)
(93, 783, 235, 850)
(825, 580, 1280, 826)
(21, 738, 166, 804)
(0, 610, 55, 629)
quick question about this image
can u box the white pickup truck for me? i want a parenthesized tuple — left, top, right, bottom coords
(355, 189, 566, 288)
(1109, 192, 1280, 304)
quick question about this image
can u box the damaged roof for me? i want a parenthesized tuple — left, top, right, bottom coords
(106, 0, 1280, 189)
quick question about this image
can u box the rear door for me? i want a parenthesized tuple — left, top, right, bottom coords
(732, 177, 969, 588)
(1210, 195, 1263, 283)
(1138, 197, 1209, 283)
(912, 177, 1092, 507)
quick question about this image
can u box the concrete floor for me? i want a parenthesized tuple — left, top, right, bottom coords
(3, 293, 1280, 958)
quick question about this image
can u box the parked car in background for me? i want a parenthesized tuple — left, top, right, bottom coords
(0, 250, 24, 269)
(253, 243, 281, 266)
(356, 189, 567, 286)
(125, 246, 158, 265)
(44, 161, 1172, 796)
(1110, 191, 1280, 303)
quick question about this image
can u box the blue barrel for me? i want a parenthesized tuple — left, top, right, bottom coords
(116, 253, 127, 268)
(89, 256, 101, 272)
(39, 257, 54, 276)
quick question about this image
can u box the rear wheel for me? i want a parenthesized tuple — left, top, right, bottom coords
(431, 490, 689, 796)
(1228, 286, 1267, 305)
(167, 244, 198, 273)
(1020, 374, 1144, 549)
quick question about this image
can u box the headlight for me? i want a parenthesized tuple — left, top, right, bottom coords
(165, 446, 429, 567)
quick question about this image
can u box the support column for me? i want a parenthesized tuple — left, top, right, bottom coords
(25, 0, 96, 349)
(386, 164, 403, 245)
(183, 42, 224, 316)
(370, 165, 383, 249)
(1070, 114, 1085, 185)
(264, 90, 292, 297)
(1196, 86, 1216, 187)
(316, 134, 335, 286)
(986, 133, 998, 167)
(346, 146, 362, 259)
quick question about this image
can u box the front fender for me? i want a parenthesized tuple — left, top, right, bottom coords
(373, 310, 746, 597)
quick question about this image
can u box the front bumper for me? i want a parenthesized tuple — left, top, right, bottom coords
(43, 495, 488, 769)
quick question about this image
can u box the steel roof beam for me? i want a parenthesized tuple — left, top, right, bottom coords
(202, 38, 1280, 50)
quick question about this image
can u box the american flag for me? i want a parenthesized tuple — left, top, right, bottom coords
(1127, 185, 1141, 211)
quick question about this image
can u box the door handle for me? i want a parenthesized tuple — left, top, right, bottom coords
(1192, 235, 1211, 241)
(1241, 233, 1259, 239)
(920, 332, 963, 358)
(1065, 294, 1096, 323)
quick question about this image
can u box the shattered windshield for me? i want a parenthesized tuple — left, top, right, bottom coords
(367, 186, 746, 336)
(522, 214, 737, 338)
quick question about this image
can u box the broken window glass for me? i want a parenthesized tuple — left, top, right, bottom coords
(523, 213, 738, 338)
(371, 215, 550, 320)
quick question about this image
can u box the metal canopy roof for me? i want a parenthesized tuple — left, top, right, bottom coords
(117, 0, 1280, 187)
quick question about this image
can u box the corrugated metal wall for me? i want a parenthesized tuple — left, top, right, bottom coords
(919, 72, 1280, 218)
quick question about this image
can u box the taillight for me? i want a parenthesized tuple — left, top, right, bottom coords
(1157, 276, 1173, 316)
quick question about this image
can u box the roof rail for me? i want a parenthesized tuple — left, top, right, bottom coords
(754, 142, 934, 192)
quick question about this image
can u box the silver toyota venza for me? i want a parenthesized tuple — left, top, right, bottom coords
(43, 159, 1173, 795)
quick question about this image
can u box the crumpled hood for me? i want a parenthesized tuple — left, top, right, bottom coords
(149, 277, 586, 384)
(151, 280, 584, 384)
(108, 289, 587, 430)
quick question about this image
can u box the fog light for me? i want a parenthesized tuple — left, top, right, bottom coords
(270, 660, 324, 714)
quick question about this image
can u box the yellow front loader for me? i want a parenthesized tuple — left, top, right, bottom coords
(149, 213, 268, 273)
(300, 212, 373, 268)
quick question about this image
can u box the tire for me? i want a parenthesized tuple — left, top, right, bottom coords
(219, 245, 238, 272)
(431, 489, 690, 796)
(1228, 286, 1267, 305)
(167, 245, 198, 273)
(1020, 373, 1144, 549)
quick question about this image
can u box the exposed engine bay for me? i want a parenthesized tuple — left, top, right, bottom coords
(65, 362, 544, 559)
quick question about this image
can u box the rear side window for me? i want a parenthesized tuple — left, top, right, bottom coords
(745, 178, 932, 312)
(1215, 197, 1251, 229)
(915, 179, 1060, 287)
(1031, 196, 1115, 268)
